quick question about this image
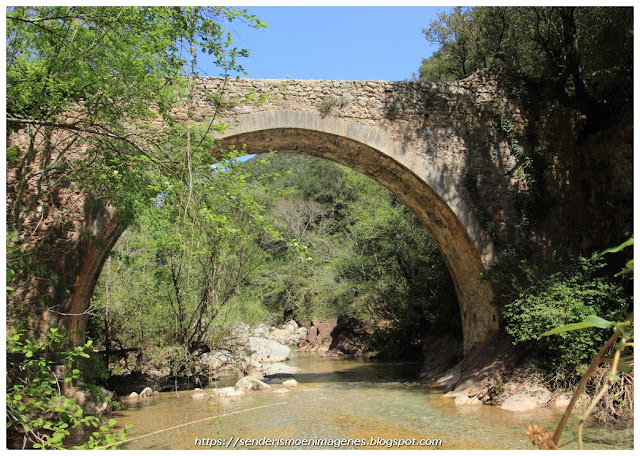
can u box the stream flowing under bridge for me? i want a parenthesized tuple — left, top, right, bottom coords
(8, 71, 529, 353)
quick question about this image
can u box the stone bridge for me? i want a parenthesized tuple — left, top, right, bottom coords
(8, 71, 529, 353)
(197, 72, 527, 352)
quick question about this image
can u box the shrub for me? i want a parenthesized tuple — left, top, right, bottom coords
(503, 254, 630, 372)
(6, 328, 129, 449)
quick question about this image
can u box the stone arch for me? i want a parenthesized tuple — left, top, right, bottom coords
(216, 110, 499, 353)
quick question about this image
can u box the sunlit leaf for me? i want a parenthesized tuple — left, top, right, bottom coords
(582, 315, 613, 329)
(541, 321, 596, 336)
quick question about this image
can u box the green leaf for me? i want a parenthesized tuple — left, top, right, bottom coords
(582, 315, 612, 329)
(541, 321, 595, 336)
(617, 359, 632, 373)
(599, 237, 633, 256)
(108, 418, 117, 426)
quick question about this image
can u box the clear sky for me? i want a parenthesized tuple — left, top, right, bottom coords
(201, 6, 447, 81)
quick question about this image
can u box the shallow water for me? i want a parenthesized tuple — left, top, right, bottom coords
(109, 352, 633, 450)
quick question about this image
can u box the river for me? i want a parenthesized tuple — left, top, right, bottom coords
(108, 351, 633, 450)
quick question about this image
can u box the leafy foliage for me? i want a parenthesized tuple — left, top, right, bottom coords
(420, 7, 632, 126)
(6, 6, 266, 221)
(90, 152, 286, 354)
(243, 154, 459, 354)
(503, 253, 631, 371)
(5, 7, 268, 336)
(6, 328, 129, 449)
(89, 153, 460, 360)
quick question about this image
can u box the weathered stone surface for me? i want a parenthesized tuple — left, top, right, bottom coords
(139, 387, 154, 398)
(211, 386, 245, 398)
(198, 350, 234, 370)
(236, 376, 272, 391)
(245, 337, 291, 363)
(454, 391, 482, 406)
(500, 387, 551, 412)
(281, 378, 298, 387)
(299, 320, 336, 352)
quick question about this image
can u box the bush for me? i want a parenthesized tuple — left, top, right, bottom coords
(6, 328, 129, 449)
(503, 254, 630, 372)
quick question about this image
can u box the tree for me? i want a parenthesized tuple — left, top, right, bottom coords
(419, 7, 632, 128)
(5, 7, 266, 338)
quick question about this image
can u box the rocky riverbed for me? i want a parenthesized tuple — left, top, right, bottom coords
(108, 320, 313, 399)
(90, 321, 631, 426)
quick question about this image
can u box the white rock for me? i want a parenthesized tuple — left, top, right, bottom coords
(453, 389, 482, 406)
(553, 393, 573, 410)
(282, 319, 298, 333)
(272, 388, 290, 394)
(198, 350, 234, 370)
(139, 387, 154, 398)
(281, 378, 298, 387)
(236, 376, 272, 391)
(211, 387, 245, 398)
(501, 388, 551, 412)
(128, 392, 138, 399)
(245, 337, 291, 363)
(192, 392, 209, 400)
(259, 363, 301, 376)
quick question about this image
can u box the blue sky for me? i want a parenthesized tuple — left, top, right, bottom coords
(201, 6, 447, 81)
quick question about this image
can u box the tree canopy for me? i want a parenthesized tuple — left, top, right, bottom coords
(6, 7, 266, 223)
(419, 7, 632, 128)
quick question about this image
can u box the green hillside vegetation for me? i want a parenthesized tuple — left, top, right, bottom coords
(88, 153, 459, 360)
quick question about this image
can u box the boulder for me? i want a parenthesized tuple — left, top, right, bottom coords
(198, 350, 234, 370)
(139, 387, 154, 398)
(282, 319, 298, 333)
(501, 387, 551, 412)
(553, 392, 591, 412)
(251, 323, 270, 338)
(259, 363, 301, 376)
(298, 320, 335, 352)
(128, 392, 138, 399)
(269, 329, 294, 345)
(211, 387, 245, 398)
(553, 393, 573, 410)
(281, 378, 298, 387)
(236, 376, 272, 391)
(445, 387, 482, 406)
(245, 337, 291, 363)
(455, 393, 482, 406)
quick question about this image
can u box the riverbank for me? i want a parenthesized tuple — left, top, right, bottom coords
(107, 351, 633, 450)
(101, 320, 632, 431)
(420, 331, 633, 429)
